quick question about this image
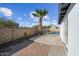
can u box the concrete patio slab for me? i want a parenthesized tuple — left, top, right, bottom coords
(48, 45, 66, 56)
(29, 34, 62, 46)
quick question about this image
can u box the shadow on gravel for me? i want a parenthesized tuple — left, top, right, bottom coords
(0, 35, 41, 56)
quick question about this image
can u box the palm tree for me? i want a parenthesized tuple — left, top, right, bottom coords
(32, 9, 48, 34)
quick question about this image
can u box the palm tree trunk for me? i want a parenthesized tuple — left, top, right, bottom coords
(38, 17, 42, 34)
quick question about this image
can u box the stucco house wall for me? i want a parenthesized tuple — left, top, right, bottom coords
(68, 4, 79, 56)
(60, 3, 79, 56)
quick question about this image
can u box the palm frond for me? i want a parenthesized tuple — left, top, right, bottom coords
(32, 9, 48, 18)
(32, 13, 39, 17)
(42, 9, 48, 17)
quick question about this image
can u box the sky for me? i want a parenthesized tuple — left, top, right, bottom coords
(0, 3, 59, 27)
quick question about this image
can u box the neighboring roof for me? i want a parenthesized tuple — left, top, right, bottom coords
(58, 3, 71, 24)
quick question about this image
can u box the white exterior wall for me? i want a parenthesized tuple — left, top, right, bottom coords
(60, 16, 68, 54)
(60, 3, 79, 56)
(68, 4, 79, 56)
(60, 22, 64, 42)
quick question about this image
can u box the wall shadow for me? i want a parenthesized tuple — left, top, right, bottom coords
(0, 35, 41, 56)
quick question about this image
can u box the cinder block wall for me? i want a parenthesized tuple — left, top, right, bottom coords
(0, 28, 35, 44)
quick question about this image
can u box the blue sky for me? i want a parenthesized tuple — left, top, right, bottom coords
(0, 3, 58, 27)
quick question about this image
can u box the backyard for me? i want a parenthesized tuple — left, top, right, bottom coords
(0, 34, 66, 56)
(0, 3, 66, 56)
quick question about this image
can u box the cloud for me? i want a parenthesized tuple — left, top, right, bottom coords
(29, 11, 39, 22)
(0, 7, 13, 16)
(29, 11, 36, 19)
(42, 19, 57, 26)
(43, 15, 50, 19)
(24, 14, 29, 17)
(33, 19, 38, 21)
(52, 20, 56, 23)
(24, 14, 27, 16)
(18, 17, 22, 21)
(43, 21, 51, 26)
(51, 19, 58, 25)
(19, 22, 30, 27)
(32, 22, 38, 25)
